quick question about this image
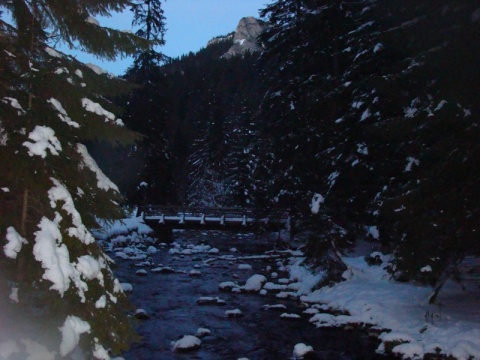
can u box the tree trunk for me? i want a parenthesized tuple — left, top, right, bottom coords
(20, 188, 29, 236)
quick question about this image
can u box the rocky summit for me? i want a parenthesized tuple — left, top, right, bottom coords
(223, 16, 266, 58)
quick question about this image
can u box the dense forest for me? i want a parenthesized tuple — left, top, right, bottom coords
(116, 0, 480, 295)
(1, 0, 479, 358)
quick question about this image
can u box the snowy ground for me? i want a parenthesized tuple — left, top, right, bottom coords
(102, 213, 480, 360)
(297, 250, 480, 360)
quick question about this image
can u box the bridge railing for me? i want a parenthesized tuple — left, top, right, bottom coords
(138, 205, 290, 226)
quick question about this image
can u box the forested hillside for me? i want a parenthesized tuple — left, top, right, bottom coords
(106, 30, 266, 207)
(120, 0, 480, 297)
(2, 0, 479, 358)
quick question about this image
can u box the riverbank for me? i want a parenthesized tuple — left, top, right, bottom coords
(98, 214, 480, 360)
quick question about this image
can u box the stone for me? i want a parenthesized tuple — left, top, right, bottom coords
(223, 17, 267, 58)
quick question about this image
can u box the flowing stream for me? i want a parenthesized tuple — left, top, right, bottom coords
(111, 230, 389, 360)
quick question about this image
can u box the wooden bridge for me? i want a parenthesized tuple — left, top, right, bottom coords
(138, 205, 291, 235)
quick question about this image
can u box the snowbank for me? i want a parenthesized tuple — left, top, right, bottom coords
(295, 253, 480, 359)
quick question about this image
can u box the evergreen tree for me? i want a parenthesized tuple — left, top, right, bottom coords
(256, 0, 480, 294)
(117, 0, 174, 206)
(131, 0, 167, 70)
(0, 1, 149, 357)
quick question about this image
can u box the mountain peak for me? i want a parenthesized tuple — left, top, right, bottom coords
(223, 16, 266, 58)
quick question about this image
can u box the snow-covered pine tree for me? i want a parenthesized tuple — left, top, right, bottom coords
(255, 0, 372, 224)
(0, 1, 151, 358)
(256, 0, 480, 294)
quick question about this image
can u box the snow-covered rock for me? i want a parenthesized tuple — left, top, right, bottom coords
(134, 309, 150, 320)
(196, 296, 226, 306)
(281, 313, 301, 320)
(120, 283, 133, 293)
(225, 309, 243, 318)
(219, 281, 240, 291)
(136, 269, 147, 276)
(189, 269, 202, 277)
(171, 335, 201, 352)
(243, 274, 267, 292)
(293, 343, 315, 359)
(195, 328, 211, 338)
(238, 263, 252, 270)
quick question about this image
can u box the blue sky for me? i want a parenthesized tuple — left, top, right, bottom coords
(75, 0, 270, 75)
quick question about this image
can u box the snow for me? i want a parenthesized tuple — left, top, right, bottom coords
(0, 124, 7, 146)
(33, 217, 76, 296)
(81, 98, 124, 126)
(360, 108, 371, 121)
(328, 171, 340, 188)
(77, 144, 119, 192)
(297, 252, 480, 360)
(59, 316, 91, 357)
(95, 295, 107, 309)
(0, 341, 19, 359)
(86, 63, 107, 75)
(85, 16, 100, 26)
(421, 265, 433, 273)
(94, 212, 152, 240)
(189, 269, 201, 276)
(54, 67, 69, 75)
(9, 287, 19, 303)
(172, 335, 201, 351)
(48, 178, 95, 244)
(225, 309, 243, 317)
(293, 343, 314, 358)
(280, 313, 301, 319)
(21, 339, 57, 360)
(263, 282, 287, 291)
(2, 97, 26, 115)
(76, 255, 103, 283)
(405, 156, 420, 172)
(238, 263, 252, 270)
(243, 274, 267, 291)
(288, 260, 325, 295)
(3, 50, 16, 57)
(373, 43, 383, 53)
(45, 46, 62, 58)
(357, 143, 369, 155)
(195, 328, 211, 337)
(219, 281, 240, 291)
(120, 283, 133, 292)
(47, 98, 80, 128)
(367, 225, 380, 240)
(92, 340, 110, 360)
(4, 226, 28, 259)
(23, 126, 62, 158)
(310, 193, 324, 214)
(434, 100, 448, 111)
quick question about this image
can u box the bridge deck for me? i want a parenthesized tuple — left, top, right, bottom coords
(139, 205, 290, 232)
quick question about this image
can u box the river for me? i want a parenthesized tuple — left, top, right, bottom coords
(110, 230, 391, 360)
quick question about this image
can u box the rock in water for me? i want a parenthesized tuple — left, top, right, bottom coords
(225, 309, 243, 318)
(172, 335, 201, 352)
(134, 309, 150, 320)
(293, 343, 316, 359)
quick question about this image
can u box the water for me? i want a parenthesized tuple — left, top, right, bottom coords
(111, 231, 389, 360)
